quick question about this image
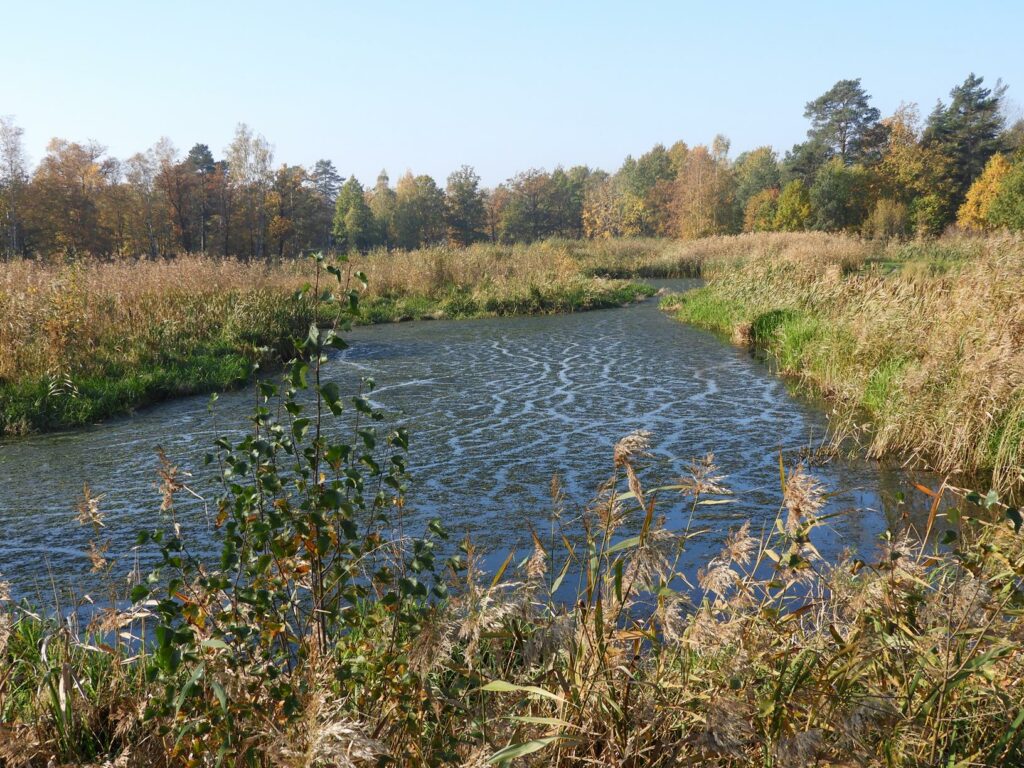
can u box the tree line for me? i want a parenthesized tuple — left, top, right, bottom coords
(1, 72, 1022, 260)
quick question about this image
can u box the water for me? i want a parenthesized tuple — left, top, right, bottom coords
(0, 281, 931, 601)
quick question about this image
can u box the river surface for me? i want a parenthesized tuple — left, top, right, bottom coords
(0, 280, 931, 602)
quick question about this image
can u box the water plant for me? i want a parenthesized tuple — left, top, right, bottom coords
(1, 250, 1022, 767)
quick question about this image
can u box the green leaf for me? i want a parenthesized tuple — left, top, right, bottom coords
(320, 382, 344, 415)
(290, 361, 309, 389)
(606, 535, 640, 554)
(211, 680, 228, 713)
(487, 736, 563, 763)
(174, 663, 205, 715)
(478, 680, 563, 702)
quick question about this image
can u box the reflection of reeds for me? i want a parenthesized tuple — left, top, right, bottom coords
(2, 431, 1020, 766)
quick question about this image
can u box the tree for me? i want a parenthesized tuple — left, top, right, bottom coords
(310, 159, 342, 250)
(743, 188, 779, 232)
(332, 177, 375, 252)
(268, 165, 318, 257)
(394, 172, 446, 249)
(28, 138, 117, 255)
(873, 104, 953, 236)
(1002, 119, 1024, 155)
(582, 173, 623, 239)
(809, 158, 871, 231)
(484, 185, 510, 242)
(673, 143, 736, 239)
(498, 169, 557, 243)
(444, 165, 485, 246)
(0, 116, 29, 257)
(957, 153, 1012, 230)
(733, 146, 780, 214)
(185, 144, 216, 253)
(923, 73, 1008, 220)
(774, 180, 811, 231)
(547, 165, 590, 237)
(987, 157, 1024, 231)
(803, 78, 882, 164)
(368, 170, 396, 248)
(152, 138, 198, 253)
(225, 123, 274, 259)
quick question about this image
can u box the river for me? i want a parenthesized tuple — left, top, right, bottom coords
(0, 280, 929, 602)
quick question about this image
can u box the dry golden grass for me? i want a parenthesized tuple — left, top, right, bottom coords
(0, 240, 671, 433)
(666, 231, 1024, 490)
(2, 431, 1022, 767)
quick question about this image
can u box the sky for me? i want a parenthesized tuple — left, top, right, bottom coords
(2, 0, 1023, 187)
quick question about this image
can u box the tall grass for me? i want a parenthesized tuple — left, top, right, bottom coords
(1, 437, 1022, 766)
(0, 239, 681, 434)
(1, 251, 1021, 767)
(664, 231, 1024, 492)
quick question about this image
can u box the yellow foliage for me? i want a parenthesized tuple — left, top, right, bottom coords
(957, 153, 1012, 230)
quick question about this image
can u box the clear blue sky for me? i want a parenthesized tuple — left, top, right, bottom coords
(2, 1, 1022, 186)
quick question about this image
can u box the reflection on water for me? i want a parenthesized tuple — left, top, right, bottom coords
(0, 281, 942, 600)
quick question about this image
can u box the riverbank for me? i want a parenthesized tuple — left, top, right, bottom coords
(2, 239, 1022, 767)
(0, 239, 704, 435)
(662, 231, 1024, 491)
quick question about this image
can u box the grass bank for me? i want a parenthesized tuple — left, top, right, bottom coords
(0, 239, 691, 435)
(662, 232, 1024, 491)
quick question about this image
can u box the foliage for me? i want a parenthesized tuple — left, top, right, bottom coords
(923, 73, 1008, 221)
(733, 146, 781, 212)
(332, 177, 375, 253)
(861, 198, 909, 240)
(673, 142, 736, 239)
(773, 180, 811, 231)
(809, 159, 871, 231)
(444, 165, 487, 246)
(987, 157, 1024, 231)
(742, 188, 779, 232)
(957, 153, 1013, 230)
(1, 73, 1019, 259)
(802, 77, 883, 164)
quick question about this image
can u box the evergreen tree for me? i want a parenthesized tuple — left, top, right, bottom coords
(923, 73, 1008, 217)
(803, 78, 882, 164)
(444, 165, 486, 246)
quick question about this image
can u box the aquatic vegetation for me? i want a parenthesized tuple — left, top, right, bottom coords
(665, 231, 1024, 492)
(0, 239, 674, 434)
(1, 252, 1021, 767)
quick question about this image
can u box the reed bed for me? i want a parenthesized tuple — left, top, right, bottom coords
(1, 253, 1021, 767)
(664, 231, 1024, 492)
(0, 240, 675, 434)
